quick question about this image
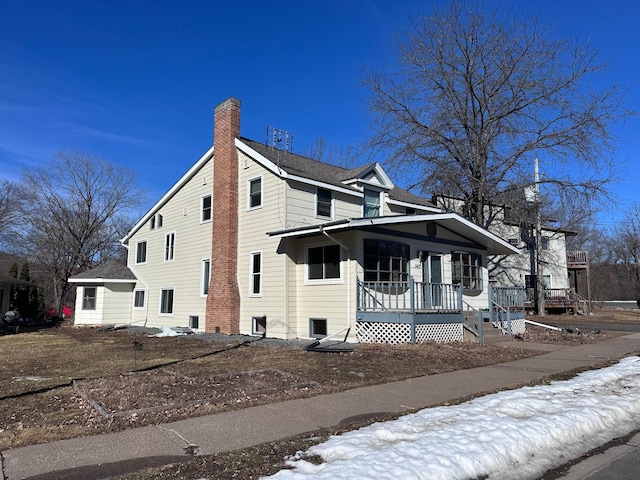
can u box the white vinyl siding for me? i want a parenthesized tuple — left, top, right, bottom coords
(127, 155, 213, 329)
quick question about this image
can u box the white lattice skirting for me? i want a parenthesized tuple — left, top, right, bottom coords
(356, 321, 463, 344)
(512, 319, 525, 334)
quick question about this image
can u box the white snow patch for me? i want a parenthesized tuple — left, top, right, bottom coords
(264, 356, 640, 480)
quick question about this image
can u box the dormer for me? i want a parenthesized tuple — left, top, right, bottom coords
(341, 162, 395, 191)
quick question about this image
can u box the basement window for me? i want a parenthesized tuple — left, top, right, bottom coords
(252, 316, 266, 336)
(309, 318, 327, 338)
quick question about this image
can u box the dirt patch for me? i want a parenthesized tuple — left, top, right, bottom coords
(518, 324, 623, 345)
(74, 369, 317, 417)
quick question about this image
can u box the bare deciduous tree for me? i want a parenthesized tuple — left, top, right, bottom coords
(0, 179, 21, 249)
(17, 151, 143, 314)
(610, 204, 640, 296)
(363, 0, 632, 229)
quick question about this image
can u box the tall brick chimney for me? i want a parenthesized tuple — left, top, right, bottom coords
(206, 98, 241, 333)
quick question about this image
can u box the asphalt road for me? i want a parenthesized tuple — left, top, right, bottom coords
(544, 319, 640, 333)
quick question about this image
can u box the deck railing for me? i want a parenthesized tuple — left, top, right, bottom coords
(567, 251, 589, 265)
(357, 278, 462, 312)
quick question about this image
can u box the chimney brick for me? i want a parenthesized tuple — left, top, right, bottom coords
(206, 98, 241, 333)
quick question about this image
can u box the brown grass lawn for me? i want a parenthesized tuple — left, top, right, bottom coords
(0, 309, 637, 479)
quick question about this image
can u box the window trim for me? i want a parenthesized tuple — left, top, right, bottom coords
(309, 318, 328, 338)
(249, 251, 262, 297)
(451, 252, 483, 291)
(252, 315, 266, 336)
(82, 286, 97, 310)
(247, 176, 263, 210)
(135, 239, 147, 265)
(164, 232, 176, 262)
(316, 187, 333, 219)
(363, 239, 409, 283)
(133, 289, 146, 309)
(363, 188, 381, 218)
(201, 194, 212, 223)
(159, 287, 174, 316)
(201, 259, 211, 297)
(305, 243, 342, 284)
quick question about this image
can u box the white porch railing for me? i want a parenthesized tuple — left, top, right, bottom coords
(357, 278, 462, 312)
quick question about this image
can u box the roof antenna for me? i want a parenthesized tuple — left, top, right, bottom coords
(266, 126, 294, 154)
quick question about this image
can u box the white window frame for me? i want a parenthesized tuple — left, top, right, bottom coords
(451, 252, 483, 291)
(82, 287, 97, 310)
(201, 194, 212, 223)
(363, 188, 381, 217)
(247, 176, 263, 210)
(252, 315, 266, 336)
(249, 251, 262, 297)
(201, 258, 211, 297)
(305, 243, 342, 285)
(159, 287, 174, 316)
(133, 289, 146, 309)
(316, 187, 333, 219)
(135, 239, 147, 265)
(164, 232, 176, 262)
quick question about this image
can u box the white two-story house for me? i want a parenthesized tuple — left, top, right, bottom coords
(70, 98, 525, 344)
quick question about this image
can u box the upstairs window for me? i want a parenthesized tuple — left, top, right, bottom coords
(164, 232, 175, 261)
(452, 252, 482, 291)
(201, 195, 212, 222)
(364, 188, 380, 217)
(363, 239, 409, 283)
(135, 240, 147, 264)
(248, 177, 262, 209)
(316, 188, 332, 218)
(307, 244, 341, 281)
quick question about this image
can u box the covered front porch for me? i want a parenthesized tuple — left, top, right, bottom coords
(356, 279, 525, 344)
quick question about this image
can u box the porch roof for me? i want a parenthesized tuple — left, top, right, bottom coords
(267, 213, 520, 256)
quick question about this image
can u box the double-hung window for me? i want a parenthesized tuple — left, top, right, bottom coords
(250, 252, 262, 295)
(316, 188, 332, 218)
(248, 177, 262, 209)
(201, 195, 212, 222)
(451, 252, 483, 290)
(201, 259, 211, 296)
(133, 290, 145, 308)
(160, 288, 174, 315)
(363, 188, 381, 217)
(82, 287, 96, 310)
(307, 244, 341, 281)
(164, 232, 175, 261)
(135, 240, 147, 264)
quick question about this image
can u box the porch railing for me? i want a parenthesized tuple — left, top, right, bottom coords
(357, 278, 462, 312)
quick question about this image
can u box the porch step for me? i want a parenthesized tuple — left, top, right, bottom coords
(482, 324, 511, 344)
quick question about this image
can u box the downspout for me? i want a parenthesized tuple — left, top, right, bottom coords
(320, 227, 352, 333)
(121, 240, 149, 327)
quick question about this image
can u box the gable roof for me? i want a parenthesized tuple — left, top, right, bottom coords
(123, 137, 440, 244)
(238, 138, 439, 210)
(69, 262, 137, 284)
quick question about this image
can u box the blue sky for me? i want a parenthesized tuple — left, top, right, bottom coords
(1, 0, 638, 225)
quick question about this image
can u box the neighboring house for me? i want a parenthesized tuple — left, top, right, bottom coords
(70, 98, 524, 344)
(431, 195, 586, 312)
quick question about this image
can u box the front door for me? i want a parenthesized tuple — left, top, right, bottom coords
(422, 254, 443, 308)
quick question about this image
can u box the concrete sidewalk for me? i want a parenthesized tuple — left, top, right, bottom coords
(2, 334, 640, 480)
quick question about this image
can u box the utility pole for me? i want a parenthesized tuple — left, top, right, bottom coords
(535, 158, 546, 316)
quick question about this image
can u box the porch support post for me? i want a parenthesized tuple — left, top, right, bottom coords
(410, 277, 416, 344)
